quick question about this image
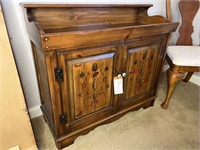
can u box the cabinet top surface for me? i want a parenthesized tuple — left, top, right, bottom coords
(23, 4, 153, 8)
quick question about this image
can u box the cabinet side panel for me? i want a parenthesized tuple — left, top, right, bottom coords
(32, 43, 54, 127)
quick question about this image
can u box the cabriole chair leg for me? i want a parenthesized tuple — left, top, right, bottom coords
(161, 69, 185, 109)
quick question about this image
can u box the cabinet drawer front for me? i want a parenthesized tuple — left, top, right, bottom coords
(67, 53, 114, 119)
(125, 43, 160, 99)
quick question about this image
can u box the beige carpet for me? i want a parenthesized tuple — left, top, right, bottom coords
(31, 73, 200, 150)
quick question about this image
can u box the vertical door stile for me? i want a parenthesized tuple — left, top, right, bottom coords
(57, 53, 72, 132)
(123, 45, 130, 102)
(45, 51, 65, 137)
(113, 45, 127, 111)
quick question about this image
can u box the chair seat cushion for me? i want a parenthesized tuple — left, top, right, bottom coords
(167, 46, 200, 66)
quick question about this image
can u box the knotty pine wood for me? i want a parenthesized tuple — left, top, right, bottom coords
(40, 23, 177, 51)
(24, 4, 179, 148)
(32, 8, 138, 30)
(125, 44, 160, 99)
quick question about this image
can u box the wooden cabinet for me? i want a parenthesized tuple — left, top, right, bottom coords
(24, 4, 178, 148)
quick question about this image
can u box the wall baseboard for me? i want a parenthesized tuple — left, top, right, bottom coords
(29, 105, 42, 119)
(163, 64, 200, 86)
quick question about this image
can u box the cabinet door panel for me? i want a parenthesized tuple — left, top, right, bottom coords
(67, 53, 114, 119)
(57, 45, 117, 130)
(124, 43, 160, 100)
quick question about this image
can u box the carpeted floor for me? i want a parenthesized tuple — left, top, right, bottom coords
(31, 73, 200, 150)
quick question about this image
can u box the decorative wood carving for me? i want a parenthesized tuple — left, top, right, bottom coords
(177, 0, 200, 45)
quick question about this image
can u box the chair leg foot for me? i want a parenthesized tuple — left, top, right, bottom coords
(161, 102, 169, 109)
(161, 69, 184, 109)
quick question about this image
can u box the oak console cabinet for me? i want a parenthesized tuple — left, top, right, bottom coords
(24, 4, 178, 148)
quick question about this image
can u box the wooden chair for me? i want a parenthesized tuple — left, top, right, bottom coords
(161, 0, 200, 109)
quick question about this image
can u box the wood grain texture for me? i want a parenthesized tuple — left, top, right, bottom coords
(161, 69, 185, 109)
(32, 43, 54, 128)
(24, 4, 178, 148)
(176, 0, 200, 45)
(23, 4, 153, 8)
(44, 51, 65, 137)
(41, 23, 178, 51)
(69, 53, 114, 119)
(32, 8, 138, 30)
(125, 44, 160, 99)
(58, 45, 116, 131)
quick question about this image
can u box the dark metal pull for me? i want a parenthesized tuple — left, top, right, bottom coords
(60, 114, 67, 124)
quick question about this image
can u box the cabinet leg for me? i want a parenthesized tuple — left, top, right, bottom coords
(150, 99, 155, 107)
(143, 99, 155, 109)
(161, 69, 184, 109)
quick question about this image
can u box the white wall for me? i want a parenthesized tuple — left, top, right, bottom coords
(1, 1, 40, 109)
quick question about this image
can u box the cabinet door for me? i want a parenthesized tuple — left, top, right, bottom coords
(57, 45, 116, 130)
(121, 39, 165, 108)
